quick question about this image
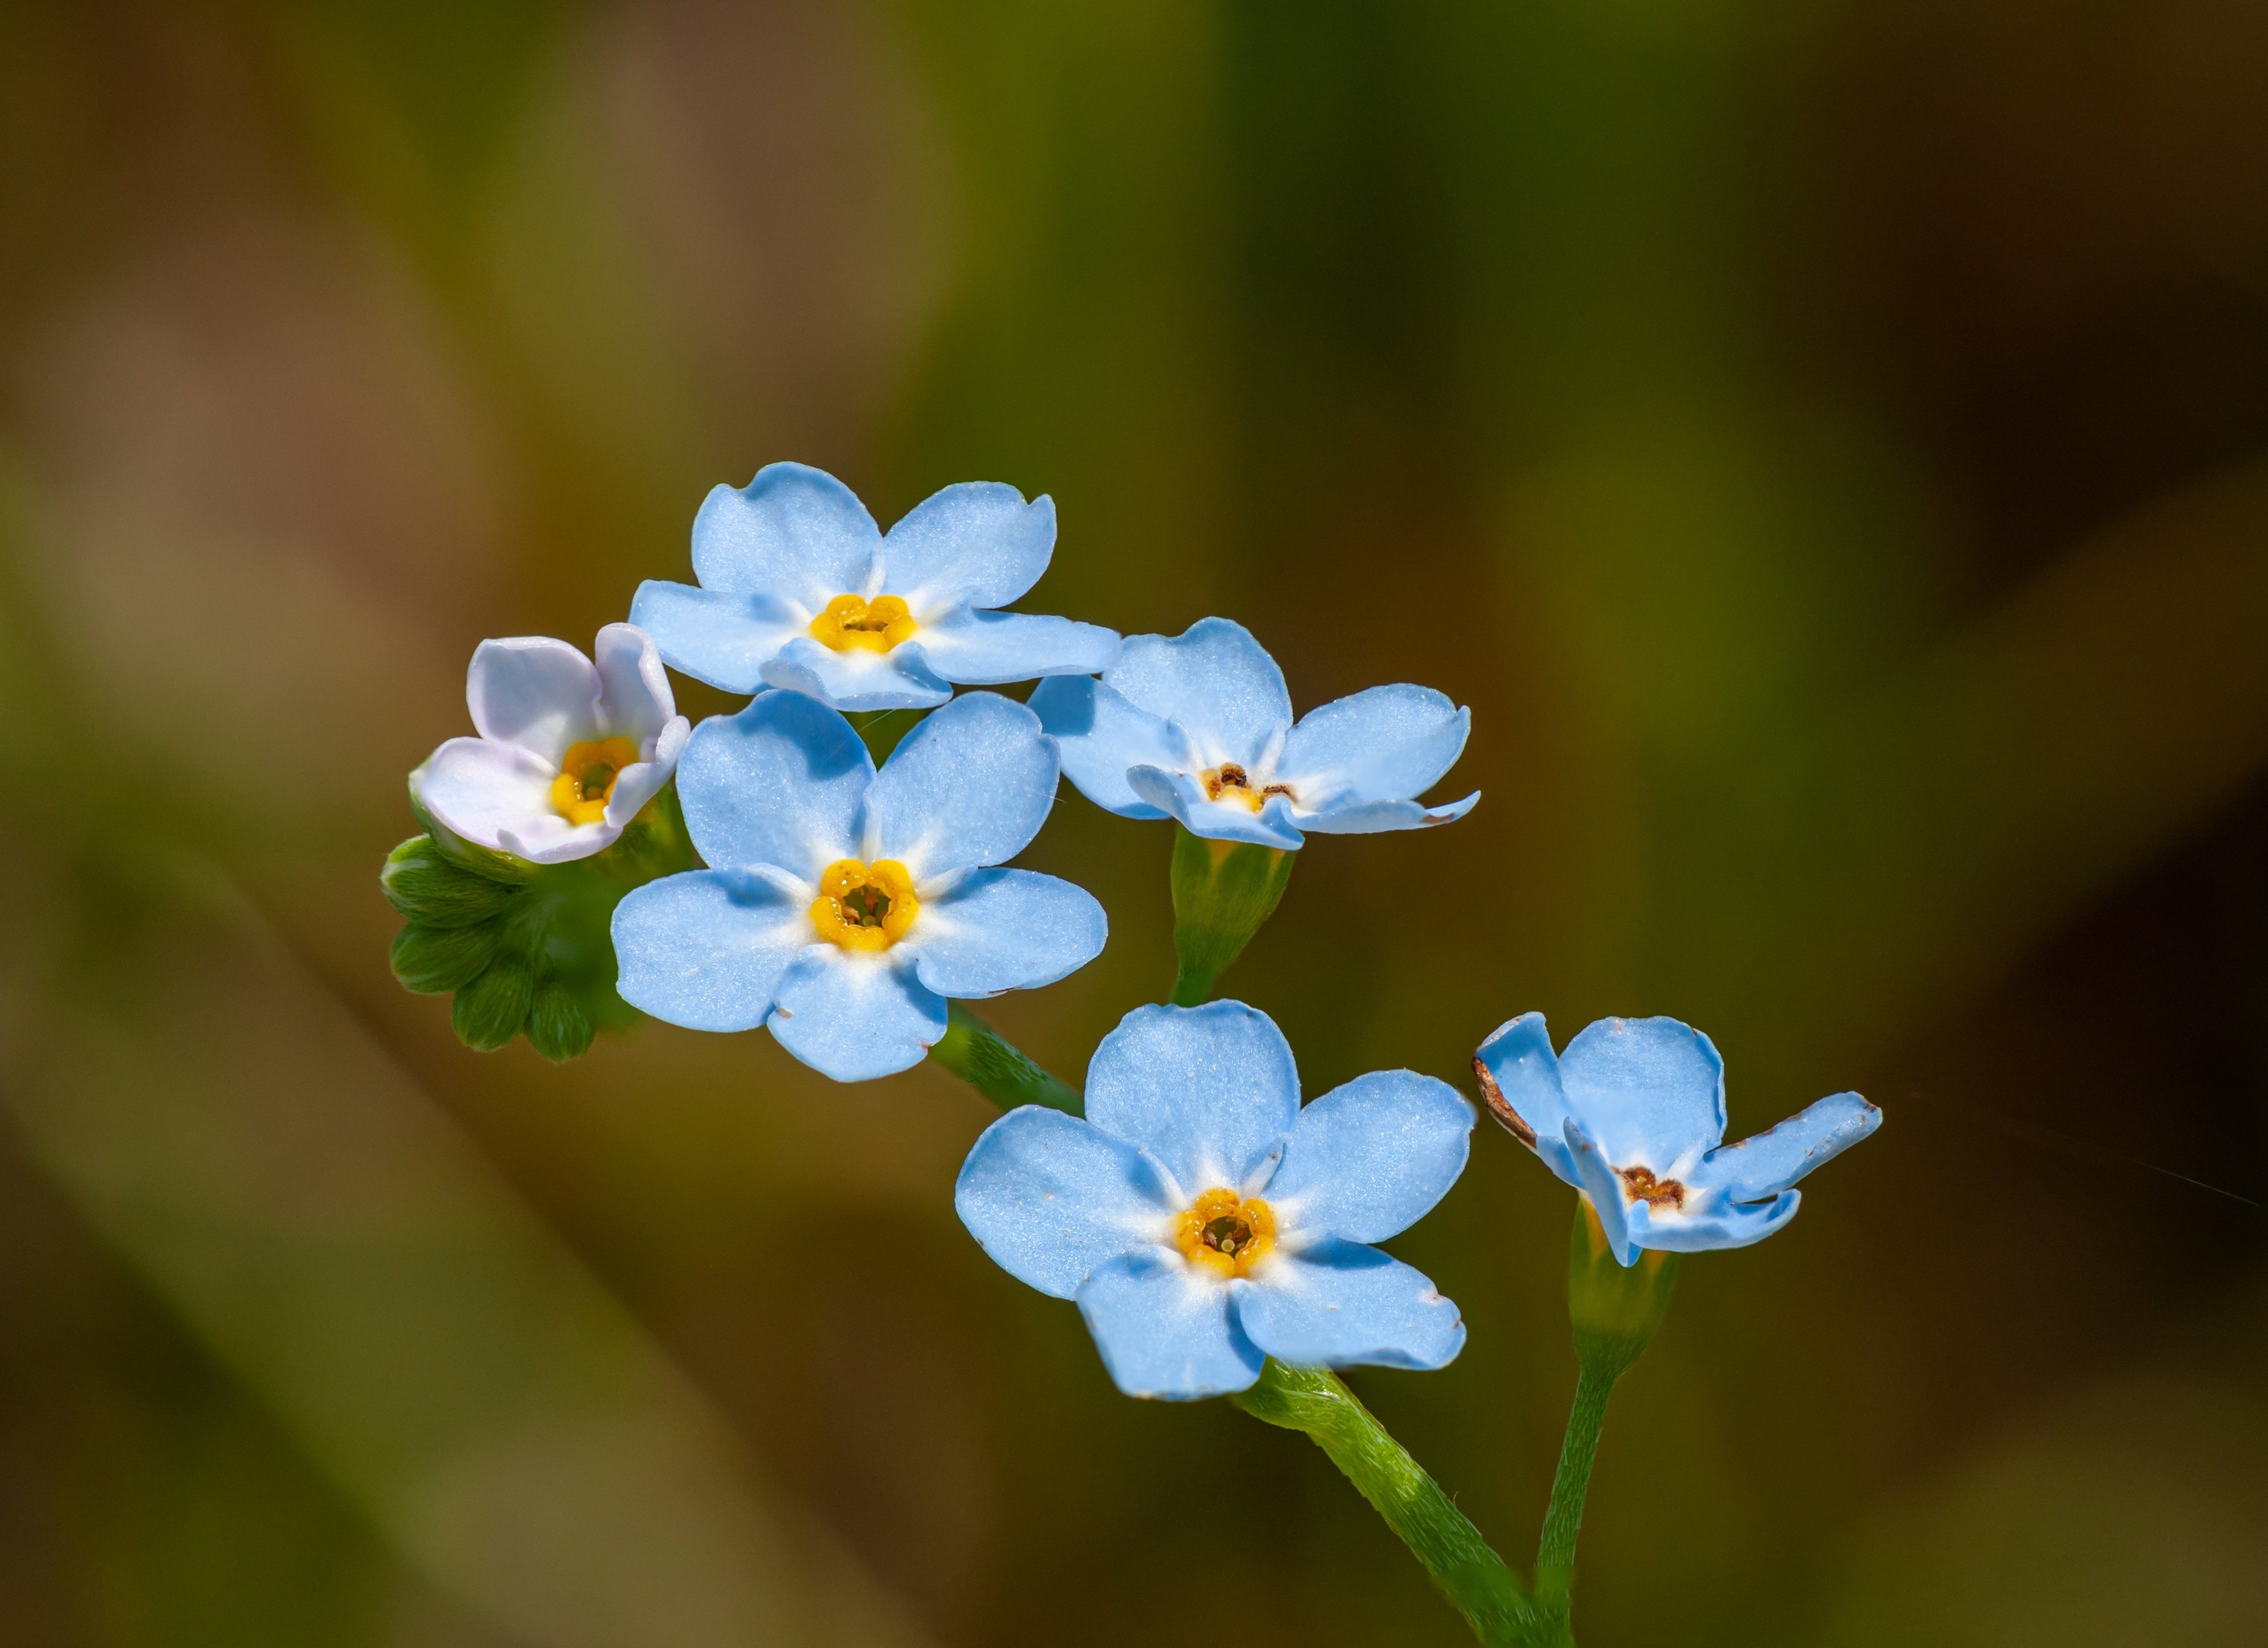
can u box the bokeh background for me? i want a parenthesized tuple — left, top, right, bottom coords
(3, 2, 2266, 1644)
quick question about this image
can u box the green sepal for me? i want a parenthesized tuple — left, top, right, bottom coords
(1167, 825, 1296, 1005)
(389, 919, 503, 994)
(1566, 1197, 1680, 1379)
(382, 785, 697, 1062)
(931, 1003, 1081, 1114)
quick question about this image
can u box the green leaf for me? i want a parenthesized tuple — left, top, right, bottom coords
(450, 957, 534, 1052)
(388, 920, 502, 995)
(381, 837, 520, 927)
(525, 980, 594, 1063)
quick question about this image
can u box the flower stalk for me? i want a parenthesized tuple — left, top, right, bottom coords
(1167, 825, 1295, 1005)
(931, 1003, 1083, 1114)
(1233, 1362, 1549, 1646)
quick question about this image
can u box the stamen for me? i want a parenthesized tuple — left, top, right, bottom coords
(1618, 1165, 1686, 1210)
(1199, 764, 1292, 814)
(550, 736, 641, 825)
(1174, 1188, 1277, 1279)
(809, 593, 919, 654)
(809, 858, 920, 950)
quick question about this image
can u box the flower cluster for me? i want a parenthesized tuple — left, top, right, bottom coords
(392, 455, 1878, 1435)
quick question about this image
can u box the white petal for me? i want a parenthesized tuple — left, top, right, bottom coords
(466, 637, 605, 767)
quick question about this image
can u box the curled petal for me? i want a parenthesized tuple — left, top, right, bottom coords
(1293, 791, 1479, 835)
(414, 736, 613, 864)
(1105, 619, 1292, 768)
(1695, 1092, 1880, 1202)
(760, 635, 953, 713)
(602, 716, 692, 829)
(1030, 676, 1177, 818)
(466, 637, 603, 768)
(592, 623, 677, 748)
(1125, 766, 1304, 850)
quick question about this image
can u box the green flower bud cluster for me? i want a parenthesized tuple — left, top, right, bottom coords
(382, 792, 697, 1061)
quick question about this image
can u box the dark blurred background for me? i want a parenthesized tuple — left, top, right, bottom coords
(2, 2, 2265, 1645)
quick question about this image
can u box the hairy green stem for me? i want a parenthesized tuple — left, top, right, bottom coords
(1533, 1364, 1617, 1609)
(1235, 1362, 1550, 1645)
(930, 1003, 1082, 1114)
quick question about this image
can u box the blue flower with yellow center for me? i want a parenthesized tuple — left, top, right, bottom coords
(957, 1001, 1474, 1399)
(629, 461, 1121, 712)
(611, 690, 1106, 1082)
(1473, 1013, 1880, 1266)
(1031, 617, 1478, 850)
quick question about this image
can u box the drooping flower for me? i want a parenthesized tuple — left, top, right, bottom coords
(1031, 617, 1477, 851)
(412, 625, 691, 865)
(611, 689, 1106, 1082)
(628, 461, 1121, 712)
(1473, 1013, 1879, 1266)
(957, 1001, 1472, 1399)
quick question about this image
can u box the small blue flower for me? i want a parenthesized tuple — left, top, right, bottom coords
(1474, 1013, 1880, 1266)
(629, 461, 1121, 712)
(1030, 617, 1477, 850)
(957, 1001, 1474, 1399)
(611, 690, 1106, 1082)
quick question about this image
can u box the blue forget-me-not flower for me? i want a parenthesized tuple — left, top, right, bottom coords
(611, 689, 1107, 1082)
(629, 461, 1121, 712)
(1031, 617, 1478, 851)
(412, 625, 690, 864)
(957, 1001, 1473, 1399)
(1474, 1013, 1880, 1266)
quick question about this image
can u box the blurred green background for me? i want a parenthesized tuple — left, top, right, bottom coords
(2, 1, 2266, 1644)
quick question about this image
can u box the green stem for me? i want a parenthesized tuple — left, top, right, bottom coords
(1533, 1364, 1618, 1609)
(929, 1002, 1081, 1114)
(1235, 1362, 1551, 1646)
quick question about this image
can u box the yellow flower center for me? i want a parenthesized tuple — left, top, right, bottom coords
(1175, 1187, 1277, 1279)
(1199, 763, 1295, 815)
(810, 593, 917, 653)
(809, 858, 920, 951)
(550, 736, 640, 825)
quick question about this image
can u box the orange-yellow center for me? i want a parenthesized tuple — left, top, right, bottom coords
(1199, 763, 1295, 814)
(810, 593, 917, 653)
(1174, 1188, 1277, 1279)
(550, 736, 640, 825)
(809, 858, 919, 950)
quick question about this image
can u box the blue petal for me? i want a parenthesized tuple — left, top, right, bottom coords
(1029, 676, 1175, 818)
(877, 482, 1056, 612)
(1694, 1091, 1880, 1201)
(612, 869, 812, 1032)
(1555, 1016, 1728, 1175)
(690, 464, 880, 609)
(954, 1108, 1177, 1299)
(760, 635, 953, 712)
(1295, 791, 1480, 835)
(629, 580, 805, 695)
(1626, 1185, 1801, 1254)
(1104, 619, 1293, 768)
(1473, 1012, 1582, 1187)
(859, 691, 1059, 876)
(676, 691, 872, 876)
(1232, 1240, 1466, 1371)
(1075, 1250, 1263, 1399)
(1084, 1002, 1300, 1196)
(1125, 766, 1305, 850)
(913, 608, 1121, 685)
(908, 869, 1107, 997)
(764, 948, 947, 1082)
(1264, 1071, 1473, 1244)
(1277, 684, 1471, 809)
(1563, 1117, 1639, 1266)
